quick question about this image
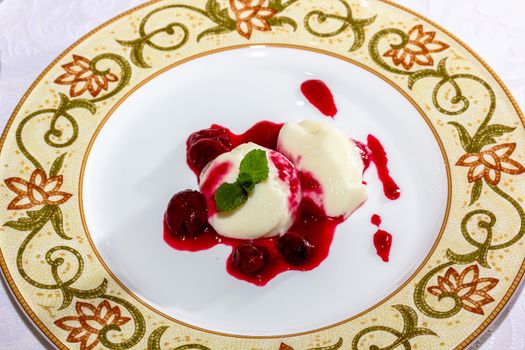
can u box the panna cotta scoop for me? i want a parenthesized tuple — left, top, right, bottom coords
(199, 142, 300, 240)
(277, 120, 367, 218)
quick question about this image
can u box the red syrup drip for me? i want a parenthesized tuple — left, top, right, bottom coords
(367, 134, 401, 200)
(301, 79, 338, 118)
(370, 214, 392, 262)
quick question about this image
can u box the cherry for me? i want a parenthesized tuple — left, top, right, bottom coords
(354, 140, 371, 171)
(276, 232, 313, 266)
(231, 244, 268, 277)
(187, 139, 230, 173)
(187, 127, 231, 149)
(165, 190, 208, 239)
(186, 127, 233, 173)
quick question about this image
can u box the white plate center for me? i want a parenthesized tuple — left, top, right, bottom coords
(82, 46, 448, 336)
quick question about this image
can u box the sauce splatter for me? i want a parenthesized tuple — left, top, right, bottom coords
(367, 134, 400, 200)
(370, 214, 392, 262)
(371, 214, 382, 226)
(301, 80, 338, 118)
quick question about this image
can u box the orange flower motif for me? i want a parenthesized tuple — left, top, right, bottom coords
(4, 169, 72, 210)
(384, 24, 449, 70)
(55, 55, 119, 98)
(54, 301, 130, 350)
(427, 265, 498, 315)
(230, 0, 277, 39)
(456, 143, 525, 185)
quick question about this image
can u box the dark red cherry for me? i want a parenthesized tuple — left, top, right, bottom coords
(187, 127, 231, 149)
(186, 127, 232, 173)
(231, 244, 268, 277)
(276, 232, 313, 266)
(187, 139, 230, 173)
(165, 190, 208, 239)
(354, 140, 371, 171)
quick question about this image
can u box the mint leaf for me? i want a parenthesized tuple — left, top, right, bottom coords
(239, 149, 269, 184)
(237, 172, 255, 192)
(214, 149, 269, 212)
(215, 182, 247, 212)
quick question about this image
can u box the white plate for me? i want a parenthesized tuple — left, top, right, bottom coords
(82, 46, 448, 335)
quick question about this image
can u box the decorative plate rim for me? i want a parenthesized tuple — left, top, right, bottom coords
(0, 0, 524, 349)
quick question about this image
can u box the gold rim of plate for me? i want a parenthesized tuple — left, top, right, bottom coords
(0, 1, 524, 349)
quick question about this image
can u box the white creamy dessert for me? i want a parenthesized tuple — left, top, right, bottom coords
(200, 143, 300, 240)
(277, 120, 366, 218)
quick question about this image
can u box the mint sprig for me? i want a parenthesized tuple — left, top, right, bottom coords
(239, 148, 269, 183)
(215, 149, 269, 212)
(215, 182, 248, 212)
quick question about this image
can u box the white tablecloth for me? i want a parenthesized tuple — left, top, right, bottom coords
(0, 0, 524, 349)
